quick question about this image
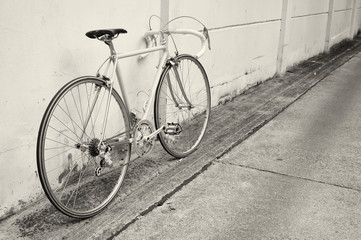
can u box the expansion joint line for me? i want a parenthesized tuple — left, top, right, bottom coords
(214, 160, 361, 193)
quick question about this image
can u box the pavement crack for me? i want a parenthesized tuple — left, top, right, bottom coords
(215, 160, 361, 192)
(106, 161, 214, 239)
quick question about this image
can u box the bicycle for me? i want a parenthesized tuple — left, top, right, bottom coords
(36, 16, 211, 218)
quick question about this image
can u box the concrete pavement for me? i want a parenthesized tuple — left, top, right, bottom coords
(1, 37, 361, 239)
(115, 53, 361, 239)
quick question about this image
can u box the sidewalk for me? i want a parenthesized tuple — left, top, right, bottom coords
(1, 36, 361, 239)
(116, 51, 361, 240)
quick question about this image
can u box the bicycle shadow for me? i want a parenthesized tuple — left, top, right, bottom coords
(13, 142, 178, 239)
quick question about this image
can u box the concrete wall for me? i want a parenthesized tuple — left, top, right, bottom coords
(0, 0, 161, 218)
(357, 0, 361, 31)
(0, 0, 361, 219)
(168, 0, 283, 106)
(286, 0, 330, 67)
(332, 0, 355, 44)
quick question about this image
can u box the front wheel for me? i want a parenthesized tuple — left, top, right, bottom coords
(154, 55, 211, 158)
(37, 76, 131, 218)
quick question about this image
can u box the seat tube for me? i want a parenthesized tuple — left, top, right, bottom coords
(115, 63, 130, 114)
(106, 39, 131, 113)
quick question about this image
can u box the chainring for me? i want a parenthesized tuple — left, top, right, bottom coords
(133, 119, 155, 157)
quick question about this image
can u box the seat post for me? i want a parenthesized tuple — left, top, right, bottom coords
(105, 39, 117, 57)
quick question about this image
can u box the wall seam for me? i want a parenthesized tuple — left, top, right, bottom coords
(350, 0, 358, 38)
(276, 0, 292, 74)
(208, 19, 281, 32)
(325, 0, 335, 52)
(160, 0, 169, 28)
(334, 8, 353, 13)
(292, 12, 329, 19)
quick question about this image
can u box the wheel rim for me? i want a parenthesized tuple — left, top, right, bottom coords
(37, 78, 130, 218)
(155, 55, 211, 158)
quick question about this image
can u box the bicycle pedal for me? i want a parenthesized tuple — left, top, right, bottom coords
(165, 123, 182, 135)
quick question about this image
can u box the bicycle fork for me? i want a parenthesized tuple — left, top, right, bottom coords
(167, 58, 194, 110)
(139, 59, 192, 145)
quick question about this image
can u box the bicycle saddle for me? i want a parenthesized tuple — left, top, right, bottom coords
(85, 28, 127, 39)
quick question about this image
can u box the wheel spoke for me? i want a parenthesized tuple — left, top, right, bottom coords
(45, 146, 74, 163)
(48, 125, 79, 145)
(59, 157, 80, 200)
(45, 137, 77, 149)
(90, 89, 107, 138)
(58, 103, 92, 141)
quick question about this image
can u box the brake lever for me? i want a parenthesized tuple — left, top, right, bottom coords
(203, 27, 211, 50)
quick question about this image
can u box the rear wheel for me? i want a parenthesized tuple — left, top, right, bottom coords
(37, 77, 131, 218)
(154, 55, 211, 158)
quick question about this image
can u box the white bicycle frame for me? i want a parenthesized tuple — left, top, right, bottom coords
(97, 29, 208, 142)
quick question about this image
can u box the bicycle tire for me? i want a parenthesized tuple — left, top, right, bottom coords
(37, 76, 131, 218)
(154, 54, 211, 158)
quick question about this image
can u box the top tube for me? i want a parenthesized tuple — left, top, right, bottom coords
(116, 45, 166, 60)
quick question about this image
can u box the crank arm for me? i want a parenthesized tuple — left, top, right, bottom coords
(144, 125, 165, 141)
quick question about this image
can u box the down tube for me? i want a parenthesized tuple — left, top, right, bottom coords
(142, 52, 169, 121)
